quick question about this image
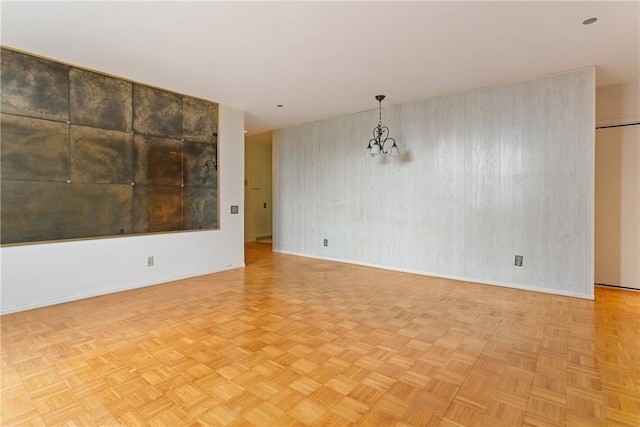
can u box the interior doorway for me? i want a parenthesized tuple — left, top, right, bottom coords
(594, 124, 640, 290)
(244, 132, 273, 249)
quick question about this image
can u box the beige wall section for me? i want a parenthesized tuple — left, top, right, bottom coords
(244, 132, 273, 242)
(595, 82, 640, 289)
(596, 81, 640, 127)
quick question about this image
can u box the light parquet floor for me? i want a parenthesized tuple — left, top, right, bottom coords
(1, 243, 639, 426)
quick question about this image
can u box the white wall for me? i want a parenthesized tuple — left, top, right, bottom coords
(244, 132, 273, 242)
(274, 68, 595, 299)
(0, 105, 245, 314)
(595, 82, 640, 289)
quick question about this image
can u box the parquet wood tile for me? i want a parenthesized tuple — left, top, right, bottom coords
(441, 401, 485, 427)
(1, 243, 639, 426)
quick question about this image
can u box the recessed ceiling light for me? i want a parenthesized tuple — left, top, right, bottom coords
(277, 104, 284, 108)
(583, 17, 597, 25)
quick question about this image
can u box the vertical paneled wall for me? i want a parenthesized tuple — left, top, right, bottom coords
(274, 68, 595, 298)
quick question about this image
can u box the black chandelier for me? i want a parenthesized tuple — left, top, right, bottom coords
(366, 95, 399, 156)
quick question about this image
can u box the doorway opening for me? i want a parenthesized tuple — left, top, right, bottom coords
(244, 132, 273, 258)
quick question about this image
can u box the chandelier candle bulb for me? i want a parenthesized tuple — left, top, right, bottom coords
(366, 95, 399, 157)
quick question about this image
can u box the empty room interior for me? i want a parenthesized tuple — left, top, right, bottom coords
(1, 2, 639, 426)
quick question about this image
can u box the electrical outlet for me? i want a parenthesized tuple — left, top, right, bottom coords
(323, 239, 328, 247)
(515, 255, 523, 267)
(147, 256, 154, 267)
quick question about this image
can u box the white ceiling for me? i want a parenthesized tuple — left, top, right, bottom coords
(1, 1, 638, 135)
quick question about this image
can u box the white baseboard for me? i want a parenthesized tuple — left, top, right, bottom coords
(0, 263, 245, 315)
(273, 249, 594, 300)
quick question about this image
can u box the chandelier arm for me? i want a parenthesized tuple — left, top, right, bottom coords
(373, 126, 381, 140)
(379, 126, 390, 143)
(377, 126, 394, 153)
